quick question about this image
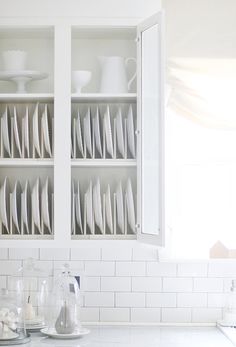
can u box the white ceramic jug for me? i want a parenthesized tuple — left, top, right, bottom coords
(99, 56, 137, 93)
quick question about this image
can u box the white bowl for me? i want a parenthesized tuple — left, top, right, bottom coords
(2, 50, 27, 71)
(72, 70, 92, 93)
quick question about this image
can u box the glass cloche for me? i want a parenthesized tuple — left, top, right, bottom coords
(43, 263, 87, 338)
(0, 288, 30, 345)
(11, 258, 50, 332)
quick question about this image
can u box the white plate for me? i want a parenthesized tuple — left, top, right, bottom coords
(93, 178, 103, 233)
(116, 106, 125, 158)
(2, 106, 11, 157)
(0, 177, 10, 233)
(75, 108, 84, 157)
(94, 107, 103, 158)
(31, 178, 41, 233)
(0, 331, 19, 340)
(105, 184, 113, 234)
(71, 181, 75, 235)
(83, 107, 93, 158)
(127, 105, 136, 158)
(75, 180, 83, 234)
(40, 327, 90, 339)
(12, 180, 21, 233)
(42, 104, 52, 158)
(24, 106, 30, 158)
(126, 179, 136, 233)
(22, 180, 30, 234)
(13, 106, 22, 157)
(41, 177, 51, 233)
(32, 103, 41, 157)
(116, 182, 124, 234)
(85, 181, 93, 233)
(104, 105, 114, 158)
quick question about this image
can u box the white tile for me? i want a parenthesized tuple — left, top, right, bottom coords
(116, 262, 145, 276)
(209, 261, 236, 278)
(101, 277, 131, 292)
(147, 262, 177, 277)
(162, 308, 191, 323)
(194, 278, 224, 292)
(132, 245, 158, 261)
(192, 308, 222, 322)
(102, 247, 132, 261)
(131, 308, 161, 323)
(83, 277, 100, 292)
(147, 293, 176, 307)
(0, 249, 8, 259)
(40, 248, 70, 260)
(0, 261, 21, 275)
(208, 293, 226, 308)
(0, 276, 7, 288)
(132, 277, 162, 292)
(84, 292, 114, 307)
(85, 261, 115, 276)
(80, 308, 99, 322)
(116, 293, 145, 307)
(71, 248, 101, 261)
(100, 308, 130, 322)
(163, 278, 193, 292)
(9, 248, 39, 260)
(177, 263, 208, 277)
(177, 293, 207, 308)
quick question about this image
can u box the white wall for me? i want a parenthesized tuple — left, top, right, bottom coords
(0, 0, 161, 20)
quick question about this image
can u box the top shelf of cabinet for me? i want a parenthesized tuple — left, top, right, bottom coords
(0, 93, 54, 103)
(71, 93, 137, 103)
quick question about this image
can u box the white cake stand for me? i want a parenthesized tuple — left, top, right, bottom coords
(0, 70, 48, 93)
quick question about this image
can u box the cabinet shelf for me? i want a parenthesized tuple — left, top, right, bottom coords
(71, 93, 137, 103)
(0, 159, 54, 167)
(71, 159, 136, 167)
(0, 93, 54, 103)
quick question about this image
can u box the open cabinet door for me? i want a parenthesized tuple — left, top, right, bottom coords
(137, 11, 165, 246)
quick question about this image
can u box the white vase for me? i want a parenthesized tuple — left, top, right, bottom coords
(99, 56, 136, 94)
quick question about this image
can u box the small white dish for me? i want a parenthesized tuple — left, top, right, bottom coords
(104, 105, 114, 158)
(42, 104, 52, 158)
(40, 327, 90, 339)
(11, 180, 21, 233)
(116, 106, 125, 158)
(75, 180, 83, 234)
(0, 177, 10, 233)
(93, 178, 103, 233)
(94, 107, 103, 158)
(127, 105, 136, 158)
(85, 181, 93, 233)
(126, 179, 136, 233)
(105, 184, 113, 234)
(75, 108, 84, 157)
(41, 177, 51, 233)
(24, 106, 30, 158)
(32, 103, 41, 158)
(116, 182, 124, 234)
(71, 181, 76, 235)
(2, 106, 11, 157)
(31, 178, 41, 233)
(13, 106, 22, 158)
(72, 70, 91, 93)
(22, 180, 30, 234)
(83, 107, 93, 158)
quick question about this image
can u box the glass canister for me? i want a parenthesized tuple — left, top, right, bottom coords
(0, 288, 30, 345)
(11, 258, 50, 332)
(44, 263, 82, 336)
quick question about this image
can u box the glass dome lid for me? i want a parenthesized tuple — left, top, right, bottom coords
(0, 288, 30, 345)
(44, 263, 83, 337)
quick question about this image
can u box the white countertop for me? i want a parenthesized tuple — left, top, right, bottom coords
(20, 326, 234, 347)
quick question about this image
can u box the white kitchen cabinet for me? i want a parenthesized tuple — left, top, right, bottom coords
(0, 11, 164, 247)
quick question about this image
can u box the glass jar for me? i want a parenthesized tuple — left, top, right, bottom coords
(45, 264, 82, 336)
(0, 288, 30, 344)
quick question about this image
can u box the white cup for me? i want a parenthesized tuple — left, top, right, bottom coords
(2, 50, 27, 71)
(72, 70, 92, 93)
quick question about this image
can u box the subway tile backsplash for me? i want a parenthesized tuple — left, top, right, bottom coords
(1, 247, 236, 323)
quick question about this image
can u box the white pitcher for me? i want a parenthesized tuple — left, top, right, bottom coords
(99, 56, 137, 93)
